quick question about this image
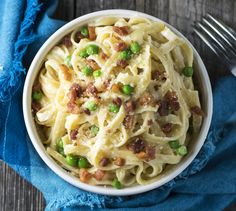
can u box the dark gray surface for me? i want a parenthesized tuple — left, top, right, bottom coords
(0, 0, 236, 210)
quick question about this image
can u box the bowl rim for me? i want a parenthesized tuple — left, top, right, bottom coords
(23, 9, 213, 196)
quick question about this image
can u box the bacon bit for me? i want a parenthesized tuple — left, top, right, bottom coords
(157, 100, 169, 116)
(103, 79, 111, 90)
(161, 123, 172, 134)
(75, 31, 84, 43)
(124, 100, 136, 113)
(114, 42, 127, 52)
(136, 151, 146, 159)
(32, 101, 41, 113)
(86, 59, 100, 70)
(123, 115, 134, 129)
(70, 129, 78, 140)
(101, 52, 109, 60)
(93, 169, 105, 181)
(32, 81, 41, 92)
(117, 59, 128, 68)
(79, 169, 92, 183)
(191, 106, 204, 116)
(86, 83, 98, 97)
(63, 35, 72, 47)
(170, 101, 180, 111)
(88, 26, 96, 40)
(127, 138, 146, 154)
(151, 70, 166, 81)
(59, 64, 72, 81)
(157, 91, 180, 116)
(99, 157, 110, 167)
(136, 146, 156, 161)
(67, 84, 83, 114)
(83, 108, 91, 115)
(127, 138, 155, 160)
(165, 91, 180, 111)
(145, 146, 156, 160)
(67, 101, 81, 114)
(113, 26, 130, 36)
(114, 157, 125, 166)
(147, 119, 153, 126)
(139, 92, 155, 106)
(112, 97, 122, 106)
(69, 83, 83, 99)
(111, 84, 121, 93)
(165, 91, 178, 102)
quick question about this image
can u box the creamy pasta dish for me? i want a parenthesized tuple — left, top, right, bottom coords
(32, 17, 203, 189)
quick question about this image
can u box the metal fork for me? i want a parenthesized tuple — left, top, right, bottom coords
(193, 14, 236, 76)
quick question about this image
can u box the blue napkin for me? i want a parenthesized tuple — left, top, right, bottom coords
(0, 0, 236, 210)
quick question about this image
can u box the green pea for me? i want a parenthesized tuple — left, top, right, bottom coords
(32, 91, 42, 101)
(121, 84, 134, 95)
(66, 155, 78, 167)
(78, 157, 90, 168)
(56, 139, 65, 156)
(79, 49, 89, 58)
(86, 101, 97, 111)
(119, 49, 131, 60)
(86, 44, 99, 55)
(93, 69, 102, 78)
(109, 103, 120, 113)
(57, 138, 63, 148)
(64, 55, 72, 67)
(182, 67, 193, 77)
(168, 140, 180, 149)
(58, 147, 65, 156)
(176, 146, 188, 156)
(82, 66, 93, 76)
(91, 125, 99, 136)
(80, 26, 89, 37)
(112, 178, 122, 189)
(130, 42, 141, 54)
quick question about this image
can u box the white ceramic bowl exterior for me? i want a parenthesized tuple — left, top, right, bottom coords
(23, 10, 213, 196)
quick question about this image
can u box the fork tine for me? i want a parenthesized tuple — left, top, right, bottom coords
(202, 17, 236, 57)
(196, 22, 227, 52)
(193, 27, 233, 66)
(206, 14, 236, 42)
(202, 17, 233, 47)
(193, 28, 218, 55)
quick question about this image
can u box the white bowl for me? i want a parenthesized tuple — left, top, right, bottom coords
(23, 9, 213, 196)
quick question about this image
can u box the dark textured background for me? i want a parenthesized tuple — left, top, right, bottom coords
(0, 0, 235, 210)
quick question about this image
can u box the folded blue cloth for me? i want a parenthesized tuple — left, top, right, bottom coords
(0, 0, 236, 210)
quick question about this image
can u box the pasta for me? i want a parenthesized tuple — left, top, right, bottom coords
(32, 17, 203, 188)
